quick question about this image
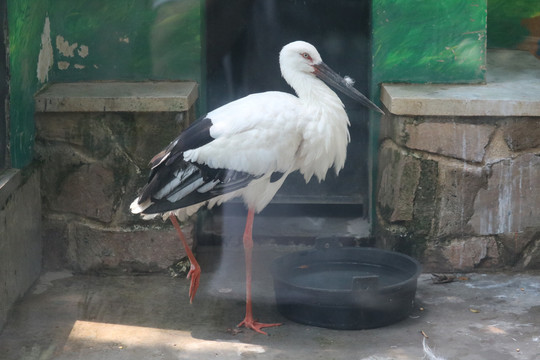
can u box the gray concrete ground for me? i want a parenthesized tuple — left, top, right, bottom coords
(1, 244, 540, 360)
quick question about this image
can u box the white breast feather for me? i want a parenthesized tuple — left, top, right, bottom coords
(184, 83, 350, 190)
(184, 92, 304, 176)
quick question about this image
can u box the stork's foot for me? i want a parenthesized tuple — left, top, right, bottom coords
(237, 316, 282, 335)
(187, 263, 201, 304)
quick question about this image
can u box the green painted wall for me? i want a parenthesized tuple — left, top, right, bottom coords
(7, 0, 50, 168)
(46, 0, 202, 83)
(7, 0, 203, 168)
(372, 0, 487, 86)
(488, 0, 540, 49)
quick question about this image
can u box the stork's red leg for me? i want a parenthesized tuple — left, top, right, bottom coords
(237, 208, 282, 334)
(169, 215, 201, 303)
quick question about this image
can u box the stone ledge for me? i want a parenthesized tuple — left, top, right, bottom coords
(35, 81, 198, 112)
(381, 50, 540, 116)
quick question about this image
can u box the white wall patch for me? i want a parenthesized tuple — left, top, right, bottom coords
(37, 17, 54, 83)
(78, 45, 89, 58)
(56, 35, 78, 57)
(57, 61, 70, 70)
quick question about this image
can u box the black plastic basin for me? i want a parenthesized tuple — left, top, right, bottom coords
(271, 245, 422, 330)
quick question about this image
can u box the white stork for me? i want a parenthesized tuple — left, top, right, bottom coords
(131, 40, 384, 334)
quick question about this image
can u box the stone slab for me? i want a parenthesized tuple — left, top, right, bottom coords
(379, 115, 495, 162)
(502, 118, 540, 151)
(404, 121, 494, 163)
(436, 161, 486, 238)
(50, 163, 116, 223)
(519, 235, 540, 269)
(0, 170, 42, 330)
(67, 223, 194, 273)
(469, 153, 540, 235)
(424, 237, 499, 272)
(35, 81, 198, 112)
(381, 50, 540, 116)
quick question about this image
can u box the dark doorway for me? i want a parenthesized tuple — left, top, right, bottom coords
(205, 0, 372, 213)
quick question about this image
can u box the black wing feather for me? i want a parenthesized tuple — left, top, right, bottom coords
(137, 116, 260, 214)
(142, 159, 260, 214)
(139, 116, 213, 203)
(149, 117, 213, 170)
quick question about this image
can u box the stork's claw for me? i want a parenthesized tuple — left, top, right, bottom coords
(168, 215, 201, 304)
(237, 317, 282, 335)
(187, 263, 201, 303)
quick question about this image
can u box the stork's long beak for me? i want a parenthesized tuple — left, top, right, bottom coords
(313, 62, 385, 114)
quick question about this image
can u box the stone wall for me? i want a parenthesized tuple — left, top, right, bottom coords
(377, 114, 540, 271)
(0, 168, 42, 329)
(36, 109, 196, 273)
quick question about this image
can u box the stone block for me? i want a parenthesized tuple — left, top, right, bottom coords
(483, 128, 512, 165)
(502, 118, 540, 151)
(36, 142, 87, 202)
(34, 81, 198, 112)
(403, 120, 494, 162)
(412, 158, 439, 237)
(36, 112, 87, 146)
(36, 112, 191, 226)
(34, 88, 200, 275)
(436, 161, 486, 237)
(42, 219, 70, 270)
(0, 170, 42, 329)
(497, 229, 539, 267)
(36, 115, 134, 224)
(378, 114, 410, 144)
(377, 142, 421, 222)
(517, 232, 540, 270)
(469, 153, 540, 235)
(424, 237, 500, 272)
(66, 222, 195, 273)
(50, 163, 116, 223)
(36, 111, 191, 176)
(36, 112, 129, 159)
(379, 115, 495, 162)
(377, 140, 439, 246)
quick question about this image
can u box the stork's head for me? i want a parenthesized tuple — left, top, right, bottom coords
(279, 41, 323, 76)
(279, 41, 384, 114)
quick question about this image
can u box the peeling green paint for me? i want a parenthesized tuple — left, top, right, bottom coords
(7, 0, 203, 168)
(47, 2, 155, 81)
(44, 0, 203, 85)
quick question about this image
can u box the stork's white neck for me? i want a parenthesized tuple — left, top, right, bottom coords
(286, 71, 344, 110)
(284, 70, 350, 183)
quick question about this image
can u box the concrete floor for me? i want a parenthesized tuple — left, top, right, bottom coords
(1, 244, 540, 360)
